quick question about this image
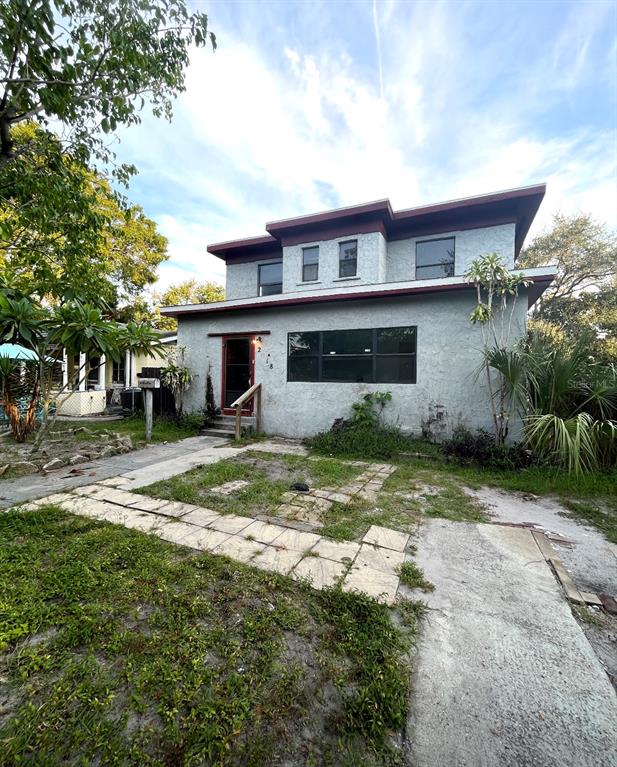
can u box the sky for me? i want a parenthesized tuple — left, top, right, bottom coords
(114, 0, 617, 290)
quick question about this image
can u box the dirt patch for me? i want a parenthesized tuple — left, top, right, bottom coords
(233, 454, 318, 486)
(572, 605, 617, 691)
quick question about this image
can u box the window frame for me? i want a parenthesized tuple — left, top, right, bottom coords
(287, 326, 417, 384)
(258, 260, 283, 296)
(415, 236, 455, 280)
(112, 357, 126, 385)
(338, 239, 358, 278)
(302, 246, 319, 282)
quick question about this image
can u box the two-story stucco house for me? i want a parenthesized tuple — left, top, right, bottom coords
(161, 185, 556, 439)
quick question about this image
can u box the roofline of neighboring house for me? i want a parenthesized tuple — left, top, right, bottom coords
(161, 267, 556, 318)
(206, 183, 546, 262)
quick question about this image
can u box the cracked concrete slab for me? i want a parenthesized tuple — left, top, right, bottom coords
(292, 556, 347, 588)
(406, 518, 617, 767)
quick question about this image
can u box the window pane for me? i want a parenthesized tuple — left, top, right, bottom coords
(303, 262, 318, 282)
(302, 246, 319, 265)
(322, 356, 372, 382)
(416, 238, 455, 270)
(415, 263, 454, 280)
(288, 356, 319, 382)
(323, 329, 372, 355)
(288, 332, 320, 356)
(377, 327, 416, 354)
(260, 282, 282, 296)
(339, 240, 357, 277)
(376, 355, 416, 383)
(259, 262, 282, 283)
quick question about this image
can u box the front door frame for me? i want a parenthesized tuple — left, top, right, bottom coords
(221, 335, 255, 415)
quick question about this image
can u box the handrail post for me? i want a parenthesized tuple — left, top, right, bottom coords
(235, 405, 241, 440)
(255, 385, 262, 434)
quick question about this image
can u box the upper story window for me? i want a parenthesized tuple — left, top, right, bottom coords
(258, 261, 283, 296)
(415, 237, 455, 280)
(302, 246, 319, 282)
(339, 240, 358, 278)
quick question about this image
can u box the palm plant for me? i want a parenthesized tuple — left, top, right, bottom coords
(488, 331, 617, 473)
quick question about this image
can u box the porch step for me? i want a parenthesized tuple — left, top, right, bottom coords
(199, 415, 255, 439)
(200, 427, 236, 439)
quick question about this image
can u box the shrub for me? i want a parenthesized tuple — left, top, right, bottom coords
(442, 426, 533, 470)
(307, 391, 412, 459)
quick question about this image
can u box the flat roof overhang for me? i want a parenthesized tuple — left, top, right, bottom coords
(161, 268, 556, 318)
(207, 184, 546, 262)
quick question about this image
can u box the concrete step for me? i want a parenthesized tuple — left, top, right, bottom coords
(200, 427, 235, 439)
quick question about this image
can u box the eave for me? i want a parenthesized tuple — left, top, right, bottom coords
(161, 267, 557, 318)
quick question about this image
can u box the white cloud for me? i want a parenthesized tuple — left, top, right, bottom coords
(115, 2, 616, 291)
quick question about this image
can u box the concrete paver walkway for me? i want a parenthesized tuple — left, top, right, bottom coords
(406, 518, 617, 767)
(18, 483, 410, 603)
(0, 435, 237, 508)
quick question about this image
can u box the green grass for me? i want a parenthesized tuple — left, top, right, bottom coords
(397, 562, 434, 592)
(0, 506, 420, 766)
(69, 413, 202, 445)
(559, 498, 617, 544)
(138, 451, 361, 518)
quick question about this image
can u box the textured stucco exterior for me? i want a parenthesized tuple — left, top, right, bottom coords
(177, 290, 529, 440)
(385, 223, 516, 281)
(223, 224, 515, 300)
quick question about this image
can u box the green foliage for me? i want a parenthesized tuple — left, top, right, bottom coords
(442, 426, 533, 470)
(397, 561, 434, 592)
(160, 345, 193, 415)
(0, 124, 168, 305)
(0, 508, 415, 764)
(466, 253, 531, 444)
(520, 213, 617, 364)
(205, 370, 218, 425)
(350, 391, 393, 427)
(0, 0, 215, 172)
(0, 288, 164, 441)
(309, 392, 412, 460)
(150, 279, 225, 330)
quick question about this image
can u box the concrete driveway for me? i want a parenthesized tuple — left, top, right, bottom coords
(406, 519, 617, 767)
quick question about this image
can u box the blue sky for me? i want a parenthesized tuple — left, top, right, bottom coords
(114, 0, 617, 289)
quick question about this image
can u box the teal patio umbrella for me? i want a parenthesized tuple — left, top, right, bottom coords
(0, 343, 39, 361)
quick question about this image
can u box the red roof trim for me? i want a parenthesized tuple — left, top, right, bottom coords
(206, 184, 546, 261)
(165, 273, 555, 318)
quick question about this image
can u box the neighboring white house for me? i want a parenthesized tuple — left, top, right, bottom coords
(54, 334, 177, 416)
(161, 185, 556, 439)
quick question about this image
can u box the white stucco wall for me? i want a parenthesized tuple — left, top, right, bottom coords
(224, 225, 514, 299)
(282, 231, 387, 293)
(385, 223, 516, 282)
(177, 289, 528, 440)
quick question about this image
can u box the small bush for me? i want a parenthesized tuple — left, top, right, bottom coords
(308, 391, 413, 459)
(308, 423, 411, 460)
(442, 426, 533, 470)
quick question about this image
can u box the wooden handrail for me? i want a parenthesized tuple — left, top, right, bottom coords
(230, 382, 262, 440)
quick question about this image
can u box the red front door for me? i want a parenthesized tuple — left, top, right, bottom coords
(222, 336, 254, 414)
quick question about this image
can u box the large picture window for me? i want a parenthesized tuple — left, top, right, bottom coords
(258, 261, 283, 296)
(415, 237, 455, 280)
(287, 326, 417, 383)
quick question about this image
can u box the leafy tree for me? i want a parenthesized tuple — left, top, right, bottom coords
(519, 212, 617, 312)
(520, 213, 617, 362)
(0, 286, 164, 442)
(0, 0, 216, 175)
(130, 280, 225, 330)
(0, 123, 168, 305)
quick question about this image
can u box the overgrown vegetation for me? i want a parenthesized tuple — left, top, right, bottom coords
(138, 451, 360, 518)
(308, 392, 412, 459)
(397, 561, 434, 592)
(442, 426, 533, 470)
(0, 506, 418, 765)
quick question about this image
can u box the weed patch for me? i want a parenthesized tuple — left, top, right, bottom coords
(397, 562, 434, 592)
(0, 506, 418, 765)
